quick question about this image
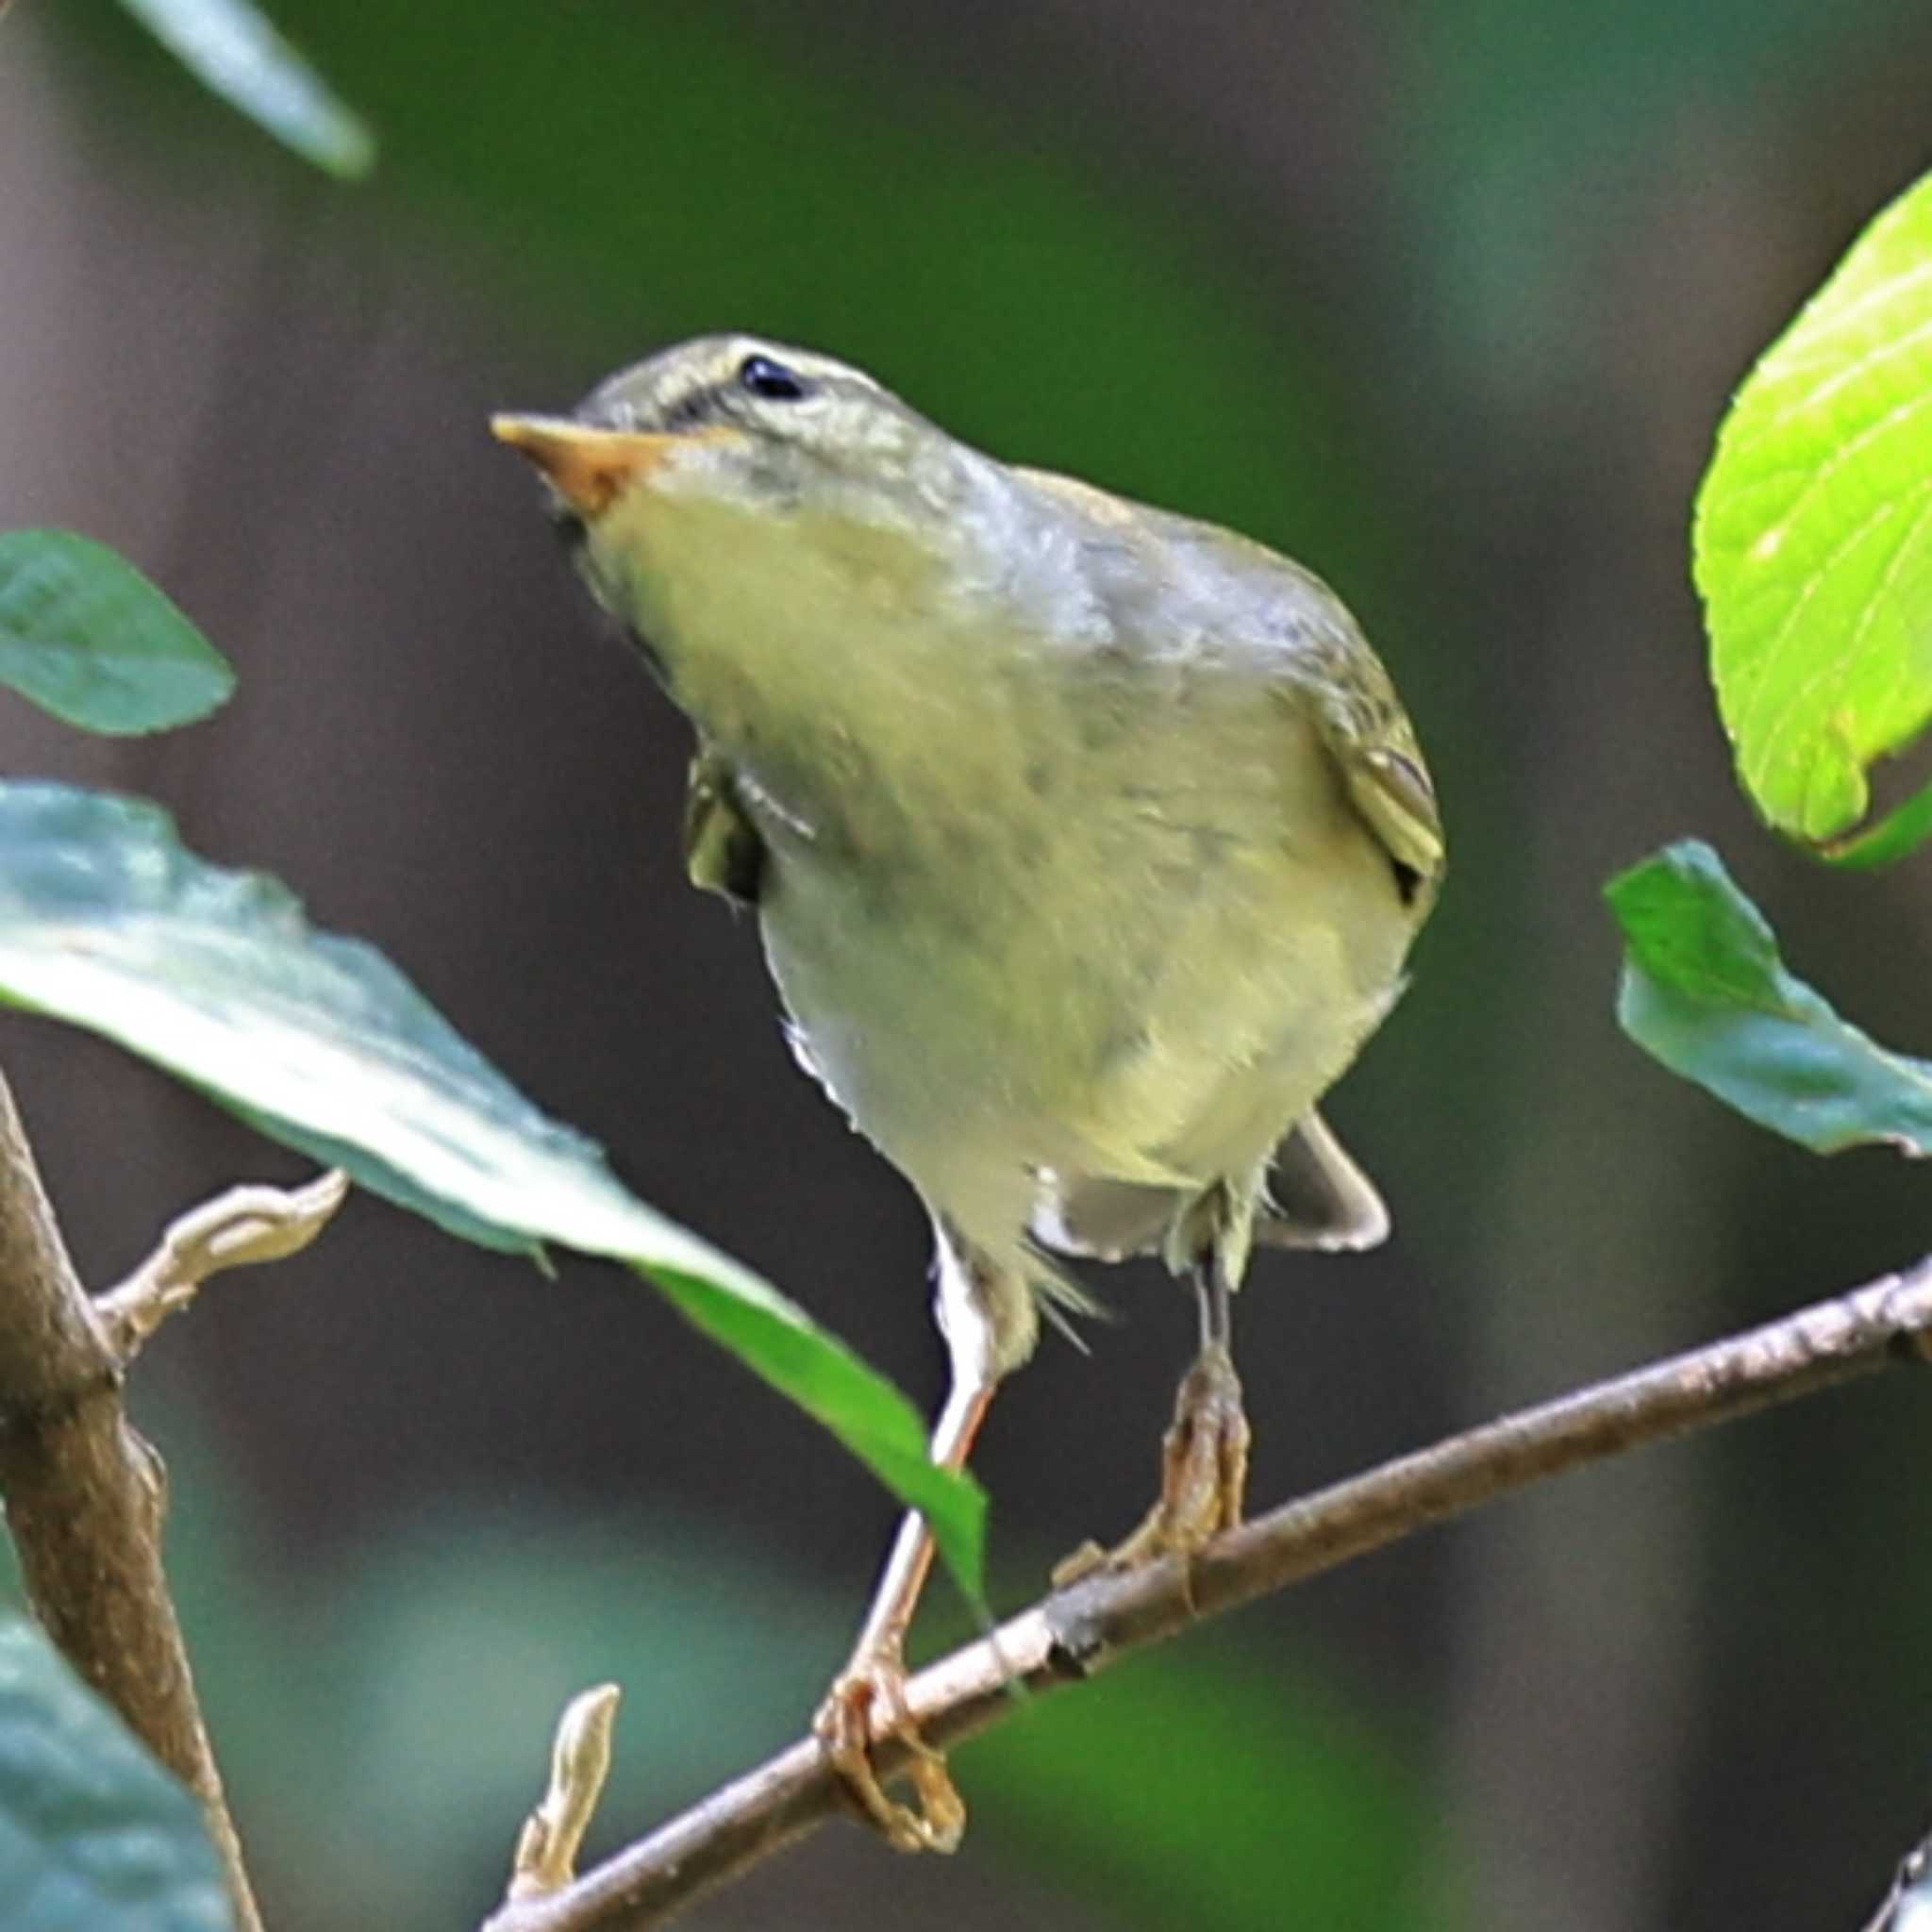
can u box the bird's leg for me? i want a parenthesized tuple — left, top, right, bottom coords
(1164, 1258, 1252, 1545)
(814, 1365, 994, 1854)
(1057, 1208, 1251, 1585)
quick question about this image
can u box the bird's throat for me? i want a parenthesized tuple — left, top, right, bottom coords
(590, 488, 984, 815)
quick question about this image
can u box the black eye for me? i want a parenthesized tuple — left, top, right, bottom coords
(738, 354, 811, 401)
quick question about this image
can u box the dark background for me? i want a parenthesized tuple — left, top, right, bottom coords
(5, 4, 1932, 1927)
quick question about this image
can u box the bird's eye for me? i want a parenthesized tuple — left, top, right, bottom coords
(738, 354, 811, 402)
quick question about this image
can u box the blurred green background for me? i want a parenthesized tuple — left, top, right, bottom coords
(6, 4, 1932, 1926)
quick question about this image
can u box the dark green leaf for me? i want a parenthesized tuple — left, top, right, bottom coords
(0, 1615, 233, 1932)
(1694, 169, 1932, 859)
(114, 0, 374, 178)
(1607, 840, 1932, 1155)
(0, 783, 981, 1587)
(0, 533, 235, 738)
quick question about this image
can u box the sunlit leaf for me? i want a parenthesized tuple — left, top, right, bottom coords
(1695, 169, 1932, 860)
(0, 1616, 233, 1932)
(0, 783, 981, 1587)
(0, 532, 234, 737)
(115, 0, 375, 178)
(1607, 840, 1932, 1154)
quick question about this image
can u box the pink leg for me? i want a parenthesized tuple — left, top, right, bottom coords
(815, 1370, 995, 1854)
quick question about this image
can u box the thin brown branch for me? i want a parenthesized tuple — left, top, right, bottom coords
(482, 1255, 1932, 1932)
(96, 1167, 348, 1358)
(0, 1077, 343, 1932)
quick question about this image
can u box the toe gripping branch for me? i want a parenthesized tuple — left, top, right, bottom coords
(817, 1650, 967, 1854)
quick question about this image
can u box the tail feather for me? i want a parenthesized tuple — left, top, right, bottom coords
(1257, 1111, 1390, 1252)
(1029, 1109, 1390, 1271)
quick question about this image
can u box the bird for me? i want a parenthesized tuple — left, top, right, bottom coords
(493, 334, 1442, 1854)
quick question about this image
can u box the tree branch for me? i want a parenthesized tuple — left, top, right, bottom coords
(482, 1255, 1932, 1932)
(0, 1074, 344, 1932)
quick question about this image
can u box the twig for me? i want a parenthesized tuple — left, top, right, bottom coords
(482, 1255, 1932, 1932)
(96, 1168, 348, 1358)
(0, 1074, 346, 1932)
(507, 1685, 624, 1902)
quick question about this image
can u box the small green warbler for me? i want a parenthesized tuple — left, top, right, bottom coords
(496, 335, 1442, 1853)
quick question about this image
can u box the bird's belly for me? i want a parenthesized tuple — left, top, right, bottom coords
(755, 762, 1407, 1241)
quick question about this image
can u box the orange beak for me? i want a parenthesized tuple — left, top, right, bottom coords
(491, 415, 725, 519)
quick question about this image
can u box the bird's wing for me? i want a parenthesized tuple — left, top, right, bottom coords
(1229, 540, 1444, 903)
(1022, 465, 1444, 897)
(1306, 652, 1445, 905)
(681, 747, 767, 908)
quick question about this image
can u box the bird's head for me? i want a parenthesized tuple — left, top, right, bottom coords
(492, 335, 1013, 705)
(492, 334, 979, 551)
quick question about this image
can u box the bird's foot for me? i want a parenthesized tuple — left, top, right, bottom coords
(1053, 1344, 1250, 1588)
(814, 1644, 966, 1855)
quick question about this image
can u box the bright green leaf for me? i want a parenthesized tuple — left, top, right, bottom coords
(0, 533, 235, 738)
(1695, 168, 1932, 859)
(0, 783, 981, 1588)
(1607, 840, 1932, 1155)
(0, 1615, 233, 1932)
(114, 0, 375, 179)
(1823, 776, 1932, 869)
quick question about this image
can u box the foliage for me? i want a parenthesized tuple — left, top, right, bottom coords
(1695, 168, 1932, 865)
(0, 532, 234, 736)
(1617, 171, 1932, 1149)
(112, 0, 372, 177)
(25, 4, 1932, 1928)
(0, 778, 982, 1588)
(0, 1615, 232, 1932)
(1608, 841, 1932, 1155)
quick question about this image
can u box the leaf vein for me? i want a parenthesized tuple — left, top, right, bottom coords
(1728, 308, 1932, 451)
(1732, 450, 1932, 785)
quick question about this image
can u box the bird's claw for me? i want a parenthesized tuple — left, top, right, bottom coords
(814, 1651, 966, 1855)
(1053, 1344, 1250, 1590)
